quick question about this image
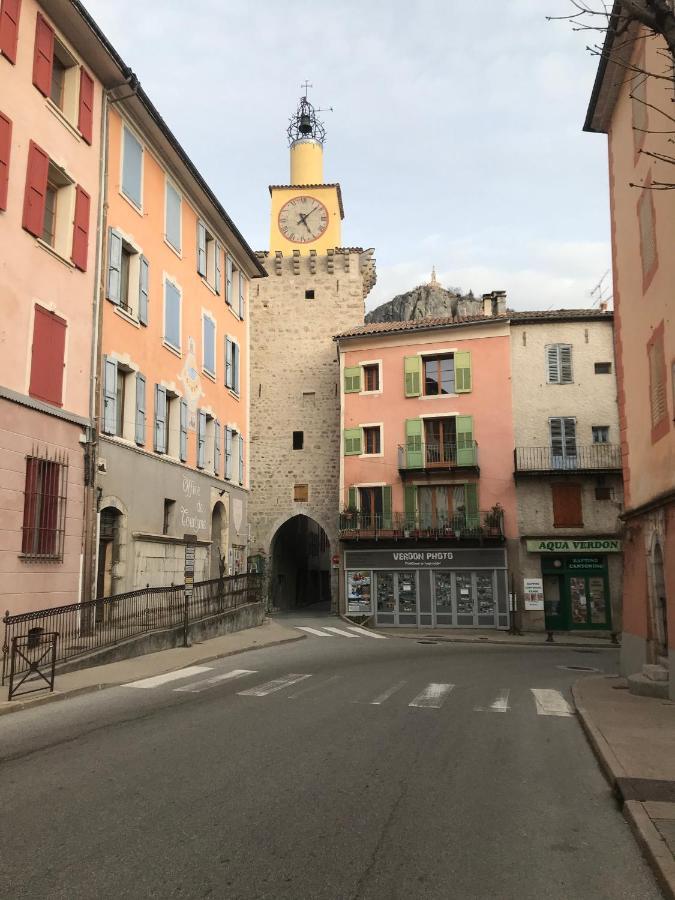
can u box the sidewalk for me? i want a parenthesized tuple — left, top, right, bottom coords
(573, 675, 675, 899)
(0, 619, 304, 718)
(370, 627, 618, 649)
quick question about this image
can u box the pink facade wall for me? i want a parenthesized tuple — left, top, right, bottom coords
(340, 322, 518, 537)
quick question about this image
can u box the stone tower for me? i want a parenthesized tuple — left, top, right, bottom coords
(249, 92, 376, 610)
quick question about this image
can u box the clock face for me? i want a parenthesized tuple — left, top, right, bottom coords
(278, 195, 329, 243)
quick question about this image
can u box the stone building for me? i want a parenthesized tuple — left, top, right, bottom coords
(249, 93, 375, 610)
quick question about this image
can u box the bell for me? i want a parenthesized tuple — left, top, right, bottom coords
(299, 113, 312, 134)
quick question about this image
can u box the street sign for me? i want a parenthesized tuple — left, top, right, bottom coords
(183, 535, 197, 647)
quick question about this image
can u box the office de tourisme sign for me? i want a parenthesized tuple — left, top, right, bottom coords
(526, 539, 622, 553)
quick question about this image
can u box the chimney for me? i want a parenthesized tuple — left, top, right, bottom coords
(493, 291, 507, 316)
(599, 300, 608, 312)
(482, 293, 493, 317)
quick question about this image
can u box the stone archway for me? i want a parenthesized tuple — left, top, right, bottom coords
(653, 542, 668, 658)
(210, 500, 228, 580)
(270, 515, 331, 611)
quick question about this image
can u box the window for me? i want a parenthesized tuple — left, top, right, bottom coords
(21, 451, 68, 560)
(294, 484, 309, 502)
(225, 337, 240, 394)
(196, 409, 206, 468)
(549, 417, 577, 465)
(115, 367, 126, 437)
(552, 483, 583, 528)
(197, 411, 216, 471)
(42, 174, 58, 246)
(595, 485, 612, 501)
(239, 272, 246, 319)
(225, 426, 233, 479)
(153, 386, 178, 456)
(179, 398, 188, 462)
(165, 181, 181, 252)
(546, 344, 573, 384)
(0, 110, 11, 211)
(363, 364, 379, 392)
(0, 0, 21, 65)
(592, 426, 609, 444)
(49, 39, 76, 113)
(225, 255, 233, 306)
(102, 358, 138, 440)
(239, 433, 245, 485)
(305, 289, 315, 300)
(363, 426, 381, 455)
(638, 178, 658, 289)
(344, 366, 361, 393)
(106, 230, 148, 324)
(197, 221, 221, 292)
(357, 486, 393, 528)
(203, 314, 216, 377)
(122, 125, 143, 209)
(135, 373, 146, 446)
(29, 305, 66, 406)
(293, 431, 304, 450)
(163, 279, 181, 351)
(163, 499, 175, 536)
(424, 418, 457, 465)
(424, 355, 455, 395)
(648, 323, 668, 441)
(594, 362, 612, 375)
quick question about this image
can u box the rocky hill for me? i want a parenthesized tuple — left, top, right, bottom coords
(365, 270, 484, 323)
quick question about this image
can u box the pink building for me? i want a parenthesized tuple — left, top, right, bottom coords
(336, 309, 517, 629)
(0, 0, 104, 615)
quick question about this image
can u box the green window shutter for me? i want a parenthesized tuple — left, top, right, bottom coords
(456, 415, 475, 466)
(464, 482, 479, 530)
(455, 351, 472, 393)
(382, 485, 392, 529)
(344, 366, 361, 393)
(404, 485, 417, 528)
(405, 418, 423, 468)
(344, 427, 362, 456)
(348, 486, 357, 509)
(404, 356, 421, 397)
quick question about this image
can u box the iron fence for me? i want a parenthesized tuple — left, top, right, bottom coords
(2, 573, 261, 686)
(514, 444, 622, 472)
(338, 509, 504, 541)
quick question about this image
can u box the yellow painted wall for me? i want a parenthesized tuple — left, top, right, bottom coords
(290, 140, 323, 184)
(270, 185, 342, 254)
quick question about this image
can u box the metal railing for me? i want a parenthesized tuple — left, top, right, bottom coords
(338, 509, 504, 541)
(514, 444, 622, 472)
(2, 574, 261, 685)
(398, 440, 478, 470)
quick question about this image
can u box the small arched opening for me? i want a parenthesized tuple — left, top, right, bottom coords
(210, 501, 228, 580)
(270, 515, 331, 611)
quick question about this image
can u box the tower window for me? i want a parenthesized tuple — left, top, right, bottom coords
(293, 431, 304, 450)
(594, 362, 612, 374)
(305, 289, 315, 300)
(294, 484, 309, 502)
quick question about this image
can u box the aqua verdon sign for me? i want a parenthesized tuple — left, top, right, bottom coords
(526, 539, 622, 553)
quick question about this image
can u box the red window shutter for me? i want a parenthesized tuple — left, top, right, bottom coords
(71, 185, 90, 271)
(78, 67, 94, 144)
(32, 12, 53, 96)
(29, 304, 66, 406)
(22, 140, 49, 236)
(0, 110, 11, 210)
(552, 484, 583, 528)
(0, 0, 21, 65)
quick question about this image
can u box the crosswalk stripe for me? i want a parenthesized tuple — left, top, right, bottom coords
(370, 680, 407, 705)
(475, 688, 510, 713)
(238, 673, 312, 697)
(295, 626, 334, 637)
(531, 688, 574, 717)
(123, 666, 213, 689)
(174, 669, 257, 694)
(288, 674, 342, 699)
(323, 626, 359, 638)
(346, 626, 387, 639)
(409, 683, 454, 709)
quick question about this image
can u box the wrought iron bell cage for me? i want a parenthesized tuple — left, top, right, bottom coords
(287, 94, 327, 146)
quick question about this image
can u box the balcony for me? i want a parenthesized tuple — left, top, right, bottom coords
(338, 509, 504, 543)
(398, 441, 479, 472)
(514, 444, 622, 475)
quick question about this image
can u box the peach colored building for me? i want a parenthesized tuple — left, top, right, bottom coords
(0, 0, 104, 616)
(586, 15, 674, 697)
(336, 310, 517, 629)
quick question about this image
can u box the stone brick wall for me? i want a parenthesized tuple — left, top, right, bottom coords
(249, 249, 375, 606)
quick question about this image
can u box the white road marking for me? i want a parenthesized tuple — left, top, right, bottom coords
(288, 674, 342, 699)
(323, 626, 360, 638)
(346, 627, 387, 639)
(295, 626, 334, 637)
(475, 688, 510, 713)
(174, 669, 257, 693)
(370, 680, 408, 705)
(531, 688, 574, 717)
(123, 666, 213, 689)
(238, 673, 311, 697)
(409, 683, 454, 709)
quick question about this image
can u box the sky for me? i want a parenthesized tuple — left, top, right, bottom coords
(82, 0, 612, 313)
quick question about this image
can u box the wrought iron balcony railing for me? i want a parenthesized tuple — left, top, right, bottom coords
(338, 509, 504, 542)
(398, 440, 479, 470)
(514, 444, 622, 473)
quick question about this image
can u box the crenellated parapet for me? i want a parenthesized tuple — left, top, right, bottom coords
(255, 247, 377, 300)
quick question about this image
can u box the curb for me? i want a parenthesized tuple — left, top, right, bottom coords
(571, 681, 627, 788)
(373, 632, 618, 650)
(0, 631, 306, 717)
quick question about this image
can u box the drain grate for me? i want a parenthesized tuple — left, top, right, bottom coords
(417, 640, 438, 645)
(557, 665, 603, 672)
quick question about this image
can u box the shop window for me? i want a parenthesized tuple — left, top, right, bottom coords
(551, 483, 583, 528)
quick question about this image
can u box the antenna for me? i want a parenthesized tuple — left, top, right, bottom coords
(590, 270, 613, 308)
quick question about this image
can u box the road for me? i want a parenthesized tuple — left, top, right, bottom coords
(0, 614, 663, 900)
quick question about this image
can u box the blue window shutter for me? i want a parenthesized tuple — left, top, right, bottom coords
(203, 315, 215, 375)
(135, 373, 145, 445)
(214, 419, 221, 475)
(107, 229, 122, 304)
(197, 409, 206, 468)
(197, 221, 207, 276)
(239, 434, 245, 485)
(165, 181, 181, 251)
(225, 336, 232, 388)
(215, 241, 222, 295)
(164, 280, 180, 349)
(225, 427, 232, 479)
(238, 272, 245, 319)
(154, 384, 166, 452)
(233, 342, 240, 394)
(122, 127, 143, 207)
(103, 356, 117, 434)
(225, 255, 233, 306)
(179, 397, 188, 462)
(138, 255, 149, 326)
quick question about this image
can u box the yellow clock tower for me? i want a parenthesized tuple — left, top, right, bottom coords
(269, 93, 343, 253)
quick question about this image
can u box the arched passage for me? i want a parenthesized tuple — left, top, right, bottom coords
(270, 515, 331, 610)
(210, 501, 228, 580)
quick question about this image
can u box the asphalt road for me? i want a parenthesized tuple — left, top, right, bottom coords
(0, 616, 663, 900)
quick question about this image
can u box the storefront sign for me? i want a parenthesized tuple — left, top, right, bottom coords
(526, 539, 621, 554)
(523, 577, 544, 611)
(345, 547, 507, 571)
(347, 570, 372, 614)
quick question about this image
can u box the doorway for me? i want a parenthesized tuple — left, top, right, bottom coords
(270, 515, 330, 610)
(653, 543, 668, 657)
(375, 571, 419, 626)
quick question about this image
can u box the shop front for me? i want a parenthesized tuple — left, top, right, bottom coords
(343, 547, 509, 629)
(524, 539, 621, 631)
